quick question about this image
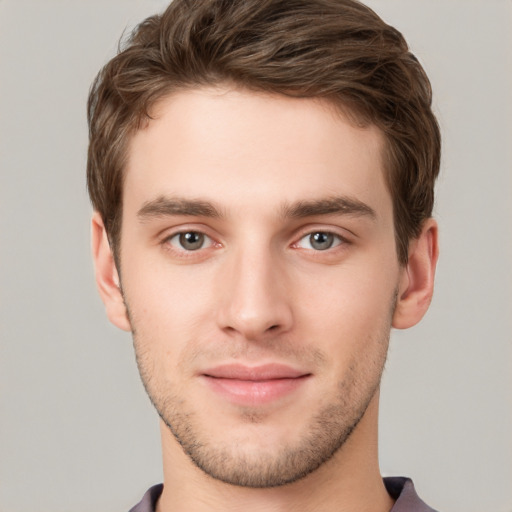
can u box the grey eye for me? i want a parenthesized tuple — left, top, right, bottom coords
(309, 232, 334, 250)
(170, 231, 207, 251)
(297, 231, 342, 251)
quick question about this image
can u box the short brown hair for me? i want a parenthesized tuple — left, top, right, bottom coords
(87, 0, 440, 264)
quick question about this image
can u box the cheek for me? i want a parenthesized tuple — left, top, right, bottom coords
(125, 253, 213, 318)
(296, 259, 397, 324)
(292, 258, 398, 362)
(122, 262, 216, 370)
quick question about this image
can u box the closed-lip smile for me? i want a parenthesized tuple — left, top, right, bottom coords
(200, 363, 312, 406)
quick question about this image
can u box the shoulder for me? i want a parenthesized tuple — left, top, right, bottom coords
(128, 484, 163, 512)
(385, 477, 440, 512)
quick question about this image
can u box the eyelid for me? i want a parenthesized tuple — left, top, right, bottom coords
(158, 223, 218, 241)
(294, 232, 346, 251)
(160, 224, 222, 255)
(291, 225, 352, 247)
(167, 231, 214, 251)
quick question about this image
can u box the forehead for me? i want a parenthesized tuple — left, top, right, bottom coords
(123, 87, 390, 218)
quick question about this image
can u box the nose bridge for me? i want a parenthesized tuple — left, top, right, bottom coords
(217, 240, 293, 339)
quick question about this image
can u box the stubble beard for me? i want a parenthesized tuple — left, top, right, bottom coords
(131, 327, 391, 489)
(159, 375, 382, 488)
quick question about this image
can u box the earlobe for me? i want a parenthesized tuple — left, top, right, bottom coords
(91, 212, 132, 332)
(392, 218, 439, 329)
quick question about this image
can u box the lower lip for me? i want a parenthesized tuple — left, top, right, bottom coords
(202, 375, 310, 406)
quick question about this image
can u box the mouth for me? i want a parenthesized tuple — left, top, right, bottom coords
(200, 363, 312, 406)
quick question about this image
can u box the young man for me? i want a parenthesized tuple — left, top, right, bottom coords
(88, 0, 440, 510)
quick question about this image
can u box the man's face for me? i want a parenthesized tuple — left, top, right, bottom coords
(117, 87, 403, 487)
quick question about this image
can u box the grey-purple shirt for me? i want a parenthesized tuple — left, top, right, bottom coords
(129, 477, 439, 511)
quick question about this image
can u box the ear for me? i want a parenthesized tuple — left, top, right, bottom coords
(392, 218, 439, 329)
(91, 212, 132, 332)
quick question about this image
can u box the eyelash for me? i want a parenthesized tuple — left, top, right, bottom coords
(161, 227, 349, 257)
(294, 231, 348, 251)
(162, 230, 217, 255)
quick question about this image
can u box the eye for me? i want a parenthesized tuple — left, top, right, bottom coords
(167, 231, 212, 251)
(296, 231, 343, 251)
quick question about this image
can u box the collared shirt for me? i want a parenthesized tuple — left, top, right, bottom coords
(129, 477, 439, 511)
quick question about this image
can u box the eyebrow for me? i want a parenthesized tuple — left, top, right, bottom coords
(282, 196, 376, 220)
(137, 195, 376, 222)
(137, 196, 223, 220)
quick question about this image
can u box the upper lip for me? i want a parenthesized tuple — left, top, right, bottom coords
(202, 363, 310, 381)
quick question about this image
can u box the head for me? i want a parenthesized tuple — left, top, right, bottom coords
(88, 0, 440, 490)
(87, 0, 440, 266)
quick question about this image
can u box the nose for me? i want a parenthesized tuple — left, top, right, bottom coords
(216, 245, 293, 341)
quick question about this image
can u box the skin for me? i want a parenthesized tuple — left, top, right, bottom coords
(92, 87, 438, 512)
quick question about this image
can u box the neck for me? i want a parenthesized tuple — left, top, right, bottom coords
(156, 394, 393, 512)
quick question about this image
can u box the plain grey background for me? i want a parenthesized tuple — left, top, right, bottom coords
(1, 1, 511, 511)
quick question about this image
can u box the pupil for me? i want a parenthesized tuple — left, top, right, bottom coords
(180, 232, 204, 250)
(311, 232, 333, 250)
